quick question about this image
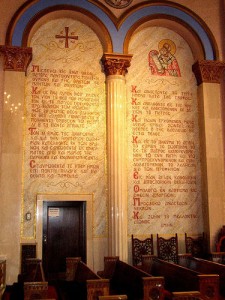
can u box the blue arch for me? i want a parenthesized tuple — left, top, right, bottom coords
(11, 0, 117, 46)
(11, 0, 215, 60)
(117, 6, 215, 60)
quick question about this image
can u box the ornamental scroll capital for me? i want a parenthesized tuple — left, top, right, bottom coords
(0, 45, 32, 73)
(101, 53, 133, 76)
(192, 60, 225, 85)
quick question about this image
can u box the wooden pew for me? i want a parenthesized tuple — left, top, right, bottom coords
(56, 257, 110, 300)
(99, 296, 127, 300)
(22, 258, 46, 282)
(21, 257, 109, 300)
(24, 281, 49, 300)
(210, 252, 225, 264)
(98, 256, 166, 300)
(178, 254, 225, 298)
(172, 291, 202, 300)
(19, 258, 58, 300)
(141, 255, 219, 300)
(0, 260, 6, 300)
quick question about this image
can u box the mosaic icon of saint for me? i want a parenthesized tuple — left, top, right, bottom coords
(148, 39, 181, 77)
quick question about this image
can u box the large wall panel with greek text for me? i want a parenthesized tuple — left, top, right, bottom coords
(22, 18, 107, 238)
(127, 26, 203, 235)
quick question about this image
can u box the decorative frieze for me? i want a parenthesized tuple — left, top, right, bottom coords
(192, 60, 225, 85)
(0, 45, 32, 72)
(101, 53, 132, 76)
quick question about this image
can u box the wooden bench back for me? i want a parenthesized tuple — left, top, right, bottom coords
(179, 256, 225, 297)
(157, 234, 178, 263)
(99, 256, 119, 279)
(150, 257, 200, 292)
(131, 235, 154, 266)
(111, 260, 149, 299)
(66, 257, 81, 281)
(76, 261, 100, 281)
(64, 257, 110, 300)
(21, 259, 58, 300)
(66, 257, 101, 281)
(87, 279, 110, 300)
(216, 225, 225, 252)
(24, 281, 48, 300)
(100, 256, 165, 300)
(172, 291, 202, 299)
(98, 296, 127, 300)
(0, 260, 6, 298)
(23, 258, 45, 282)
(142, 256, 219, 300)
(185, 233, 207, 258)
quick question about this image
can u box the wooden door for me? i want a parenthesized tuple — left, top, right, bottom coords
(42, 201, 86, 281)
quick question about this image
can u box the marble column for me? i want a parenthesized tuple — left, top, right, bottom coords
(101, 53, 132, 261)
(0, 45, 32, 283)
(193, 60, 225, 249)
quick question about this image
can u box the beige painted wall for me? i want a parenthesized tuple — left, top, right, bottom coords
(0, 0, 225, 285)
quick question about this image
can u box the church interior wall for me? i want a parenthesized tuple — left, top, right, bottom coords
(0, 71, 25, 283)
(0, 0, 225, 285)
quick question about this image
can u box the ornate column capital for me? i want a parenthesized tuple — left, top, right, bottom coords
(192, 60, 225, 85)
(101, 53, 132, 76)
(0, 45, 32, 73)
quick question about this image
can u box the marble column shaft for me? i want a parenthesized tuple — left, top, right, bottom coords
(102, 53, 132, 260)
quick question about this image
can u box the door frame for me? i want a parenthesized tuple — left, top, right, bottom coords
(36, 194, 94, 269)
(43, 200, 86, 279)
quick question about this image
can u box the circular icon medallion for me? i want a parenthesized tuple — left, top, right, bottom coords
(105, 0, 133, 9)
